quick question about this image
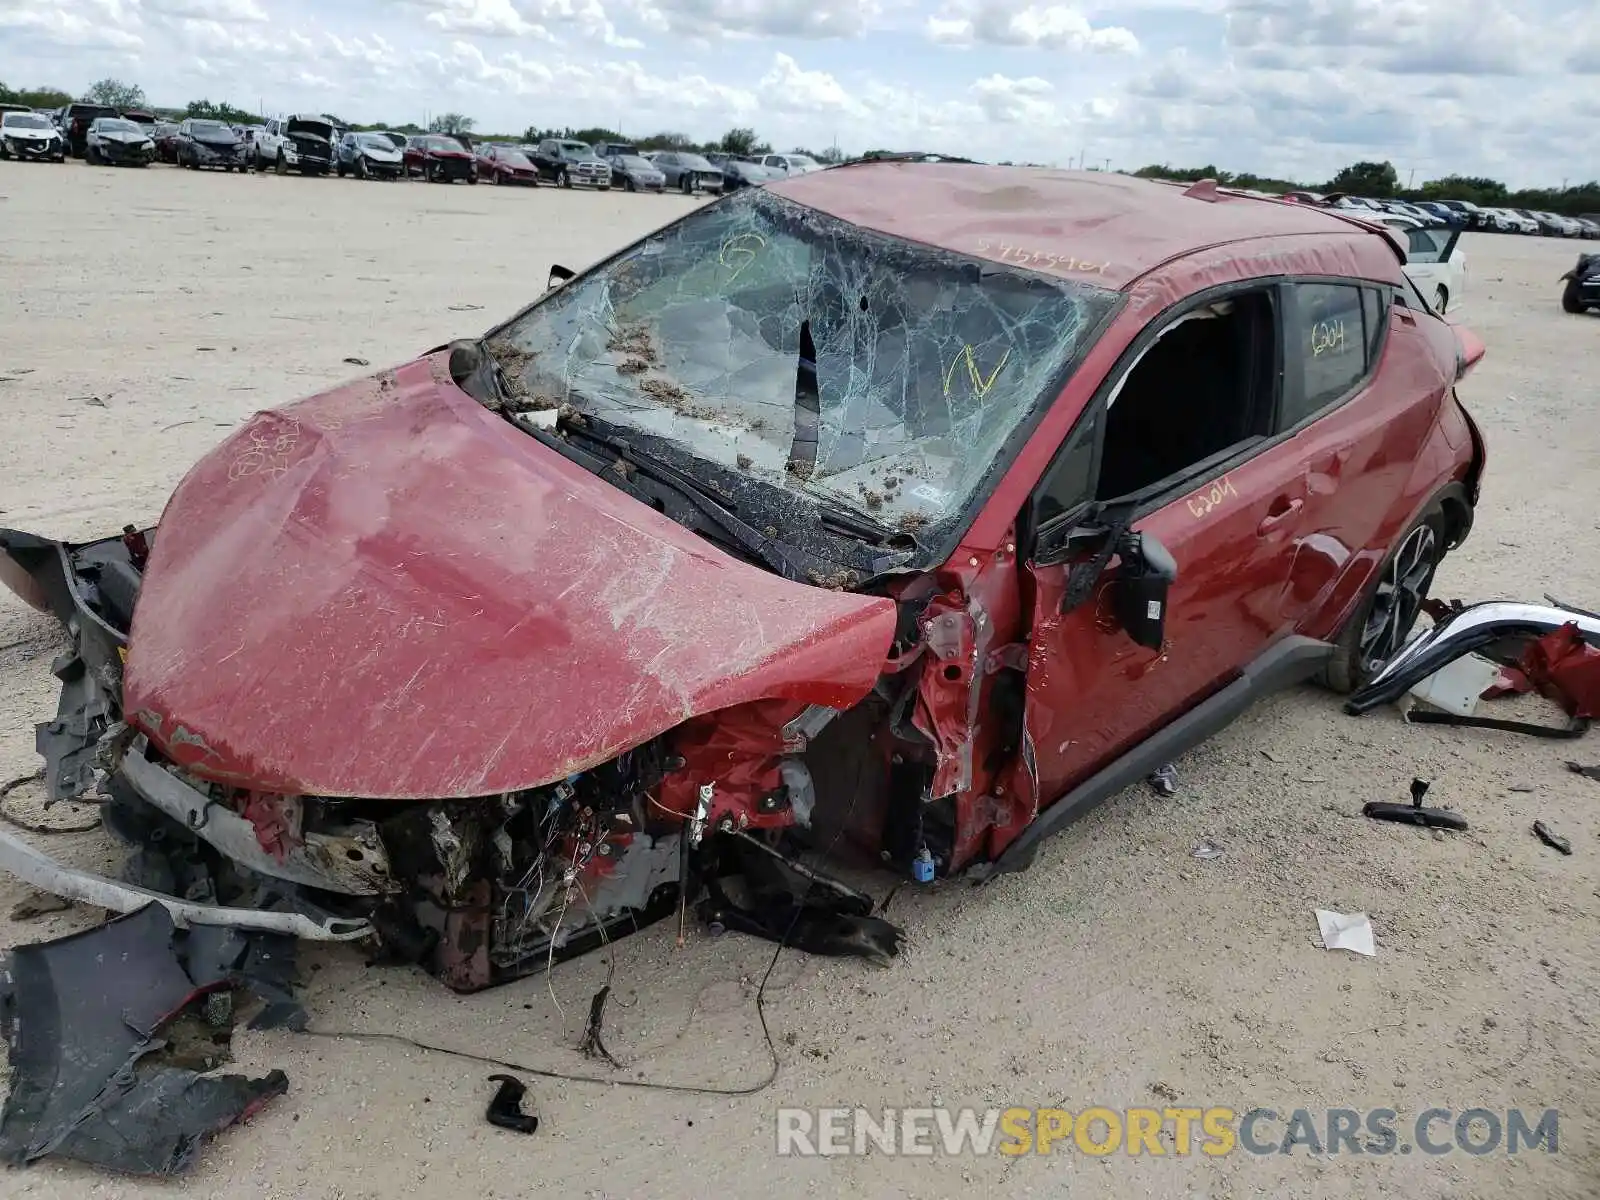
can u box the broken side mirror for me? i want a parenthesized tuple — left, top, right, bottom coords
(1112, 532, 1177, 650)
(547, 264, 575, 291)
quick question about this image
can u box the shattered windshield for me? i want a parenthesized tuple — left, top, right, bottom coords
(494, 188, 1115, 532)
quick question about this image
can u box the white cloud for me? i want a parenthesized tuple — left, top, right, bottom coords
(926, 2, 1139, 52)
(625, 0, 880, 40)
(146, 0, 269, 21)
(0, 0, 142, 50)
(0, 0, 1588, 186)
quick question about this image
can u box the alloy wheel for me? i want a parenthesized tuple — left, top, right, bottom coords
(1358, 522, 1439, 673)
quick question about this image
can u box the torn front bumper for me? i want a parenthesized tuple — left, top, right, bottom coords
(1345, 600, 1600, 714)
(0, 831, 371, 940)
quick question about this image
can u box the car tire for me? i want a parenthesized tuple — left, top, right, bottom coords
(1561, 280, 1584, 313)
(1323, 501, 1449, 694)
(336, 161, 346, 177)
(275, 152, 287, 176)
(558, 168, 570, 188)
(356, 157, 368, 180)
(86, 144, 98, 165)
(680, 176, 693, 195)
(1433, 285, 1448, 314)
(467, 172, 478, 186)
(624, 176, 636, 192)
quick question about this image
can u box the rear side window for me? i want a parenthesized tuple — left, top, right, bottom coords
(1282, 282, 1380, 427)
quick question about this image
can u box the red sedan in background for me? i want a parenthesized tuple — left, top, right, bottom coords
(474, 142, 540, 186)
(402, 134, 476, 183)
(0, 166, 1487, 991)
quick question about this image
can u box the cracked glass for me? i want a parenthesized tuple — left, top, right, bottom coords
(497, 187, 1116, 531)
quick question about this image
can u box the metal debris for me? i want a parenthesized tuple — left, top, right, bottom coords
(1532, 821, 1572, 856)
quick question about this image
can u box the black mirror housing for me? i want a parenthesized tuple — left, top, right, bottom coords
(1113, 532, 1177, 650)
(547, 263, 576, 291)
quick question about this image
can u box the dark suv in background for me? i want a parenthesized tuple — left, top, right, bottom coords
(60, 102, 118, 157)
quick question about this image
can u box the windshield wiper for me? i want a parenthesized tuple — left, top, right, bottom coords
(528, 419, 832, 583)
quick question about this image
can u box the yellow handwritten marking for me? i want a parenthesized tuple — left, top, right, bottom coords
(718, 232, 766, 284)
(1310, 318, 1347, 357)
(976, 238, 1111, 276)
(1185, 474, 1238, 520)
(943, 345, 1012, 399)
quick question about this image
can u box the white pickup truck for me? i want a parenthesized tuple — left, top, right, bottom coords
(252, 114, 336, 175)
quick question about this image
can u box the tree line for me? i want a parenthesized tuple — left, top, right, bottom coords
(1132, 160, 1600, 218)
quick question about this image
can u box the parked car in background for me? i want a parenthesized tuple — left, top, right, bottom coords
(607, 153, 666, 192)
(1574, 218, 1600, 240)
(474, 142, 539, 185)
(120, 109, 157, 127)
(404, 134, 477, 183)
(1377, 200, 1439, 224)
(1560, 252, 1600, 312)
(591, 140, 639, 162)
(1433, 199, 1489, 229)
(530, 138, 611, 188)
(60, 102, 118, 157)
(704, 152, 772, 190)
(1327, 195, 1386, 214)
(1412, 201, 1469, 228)
(1379, 215, 1467, 313)
(1547, 213, 1585, 238)
(0, 110, 66, 162)
(254, 115, 335, 175)
(376, 131, 410, 151)
(152, 121, 182, 164)
(0, 167, 1488, 989)
(85, 117, 156, 167)
(176, 119, 245, 171)
(651, 150, 722, 194)
(1514, 209, 1566, 237)
(1477, 207, 1539, 234)
(759, 152, 822, 176)
(334, 131, 404, 180)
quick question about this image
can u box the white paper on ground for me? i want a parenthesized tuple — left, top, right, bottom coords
(1315, 909, 1376, 956)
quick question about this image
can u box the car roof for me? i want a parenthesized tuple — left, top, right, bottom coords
(767, 164, 1400, 291)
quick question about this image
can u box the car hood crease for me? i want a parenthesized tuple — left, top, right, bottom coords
(124, 352, 896, 800)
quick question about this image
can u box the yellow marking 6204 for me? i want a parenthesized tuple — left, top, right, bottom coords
(977, 238, 1111, 276)
(718, 233, 766, 284)
(1186, 474, 1238, 519)
(1310, 318, 1348, 357)
(944, 345, 1011, 399)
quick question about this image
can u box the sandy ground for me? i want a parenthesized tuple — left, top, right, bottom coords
(1, 160, 1599, 1200)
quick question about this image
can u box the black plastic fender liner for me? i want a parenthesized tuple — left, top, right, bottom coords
(974, 635, 1336, 881)
(0, 904, 289, 1175)
(1344, 601, 1600, 716)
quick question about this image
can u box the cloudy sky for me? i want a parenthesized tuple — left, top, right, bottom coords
(3, 0, 1595, 186)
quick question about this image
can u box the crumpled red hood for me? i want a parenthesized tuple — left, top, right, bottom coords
(124, 353, 896, 799)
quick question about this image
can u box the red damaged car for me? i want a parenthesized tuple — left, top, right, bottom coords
(404, 133, 477, 184)
(475, 142, 540, 186)
(0, 166, 1486, 991)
